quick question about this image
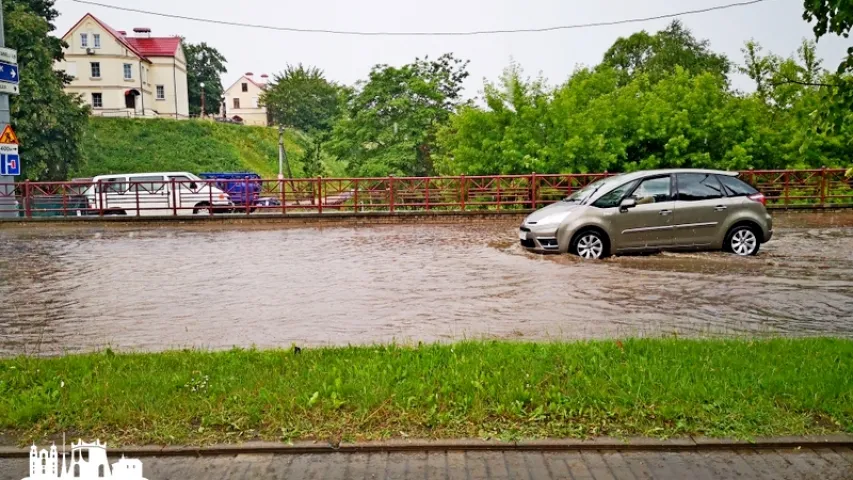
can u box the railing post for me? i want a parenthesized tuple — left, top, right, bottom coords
(97, 179, 104, 216)
(749, 168, 755, 188)
(425, 178, 431, 211)
(353, 179, 359, 213)
(171, 177, 177, 217)
(208, 180, 214, 216)
(317, 176, 323, 214)
(280, 178, 286, 215)
(496, 176, 502, 211)
(820, 166, 827, 206)
(135, 182, 141, 217)
(388, 175, 395, 213)
(531, 172, 538, 209)
(23, 180, 31, 218)
(460, 174, 466, 211)
(784, 171, 789, 206)
(245, 176, 251, 215)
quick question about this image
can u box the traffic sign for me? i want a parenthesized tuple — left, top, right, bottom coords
(0, 61, 18, 85)
(0, 144, 19, 175)
(0, 47, 17, 65)
(0, 125, 18, 144)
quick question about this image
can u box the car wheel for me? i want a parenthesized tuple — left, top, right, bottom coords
(572, 230, 607, 260)
(193, 203, 212, 215)
(726, 225, 760, 256)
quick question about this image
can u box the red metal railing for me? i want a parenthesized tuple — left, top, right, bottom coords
(0, 169, 850, 219)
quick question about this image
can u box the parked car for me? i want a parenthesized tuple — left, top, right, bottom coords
(199, 172, 261, 212)
(82, 172, 233, 216)
(519, 169, 772, 259)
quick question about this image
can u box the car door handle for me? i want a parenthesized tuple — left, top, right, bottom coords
(659, 209, 672, 216)
(714, 205, 727, 211)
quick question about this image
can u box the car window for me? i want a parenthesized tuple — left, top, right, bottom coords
(676, 173, 724, 201)
(592, 180, 637, 208)
(630, 176, 672, 205)
(169, 175, 198, 191)
(717, 175, 758, 196)
(130, 176, 166, 193)
(101, 177, 127, 194)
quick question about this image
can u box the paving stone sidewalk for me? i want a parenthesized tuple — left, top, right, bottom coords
(2, 447, 852, 479)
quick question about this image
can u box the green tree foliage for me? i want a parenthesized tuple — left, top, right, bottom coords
(329, 53, 469, 177)
(436, 30, 851, 176)
(262, 64, 342, 132)
(802, 0, 853, 72)
(601, 20, 731, 83)
(183, 41, 227, 117)
(3, 0, 89, 180)
(262, 64, 345, 176)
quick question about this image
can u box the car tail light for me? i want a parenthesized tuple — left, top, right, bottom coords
(748, 193, 766, 205)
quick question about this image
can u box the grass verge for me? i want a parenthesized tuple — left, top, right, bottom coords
(1, 339, 851, 445)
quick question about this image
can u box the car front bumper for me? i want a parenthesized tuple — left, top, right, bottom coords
(519, 226, 561, 253)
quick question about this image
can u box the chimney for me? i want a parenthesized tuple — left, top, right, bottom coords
(133, 27, 151, 38)
(260, 74, 269, 84)
(117, 30, 127, 36)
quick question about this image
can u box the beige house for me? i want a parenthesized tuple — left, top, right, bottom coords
(56, 13, 189, 119)
(221, 73, 269, 126)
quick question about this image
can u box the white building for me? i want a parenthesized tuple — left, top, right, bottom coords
(56, 13, 190, 119)
(221, 72, 269, 126)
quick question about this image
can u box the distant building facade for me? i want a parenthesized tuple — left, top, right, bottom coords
(221, 72, 269, 126)
(56, 13, 190, 119)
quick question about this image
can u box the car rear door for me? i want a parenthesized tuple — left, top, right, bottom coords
(130, 175, 169, 216)
(610, 174, 675, 251)
(672, 173, 730, 247)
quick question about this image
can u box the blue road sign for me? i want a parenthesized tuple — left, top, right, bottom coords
(0, 147, 20, 176)
(0, 62, 19, 85)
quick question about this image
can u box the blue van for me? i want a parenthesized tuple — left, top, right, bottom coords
(199, 172, 261, 210)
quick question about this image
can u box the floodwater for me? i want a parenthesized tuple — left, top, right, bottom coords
(1, 211, 852, 356)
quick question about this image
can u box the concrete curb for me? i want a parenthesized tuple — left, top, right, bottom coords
(1, 435, 851, 458)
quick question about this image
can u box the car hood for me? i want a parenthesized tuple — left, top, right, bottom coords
(524, 202, 582, 224)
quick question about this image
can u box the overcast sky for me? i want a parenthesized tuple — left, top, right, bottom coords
(53, 0, 851, 96)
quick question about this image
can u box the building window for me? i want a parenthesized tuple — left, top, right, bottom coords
(241, 83, 248, 92)
(90, 62, 101, 78)
(80, 33, 88, 47)
(92, 93, 103, 108)
(156, 85, 165, 100)
(93, 34, 101, 48)
(233, 98, 240, 109)
(123, 63, 132, 80)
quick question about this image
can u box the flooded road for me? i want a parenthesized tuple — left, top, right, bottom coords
(1, 211, 852, 356)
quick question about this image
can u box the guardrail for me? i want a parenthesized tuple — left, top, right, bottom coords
(0, 169, 850, 219)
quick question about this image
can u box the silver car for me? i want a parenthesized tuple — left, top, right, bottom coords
(519, 169, 773, 259)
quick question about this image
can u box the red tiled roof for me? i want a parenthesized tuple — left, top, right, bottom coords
(62, 13, 180, 60)
(124, 37, 181, 57)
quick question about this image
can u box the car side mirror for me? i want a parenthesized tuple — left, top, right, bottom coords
(620, 197, 637, 211)
(189, 182, 198, 190)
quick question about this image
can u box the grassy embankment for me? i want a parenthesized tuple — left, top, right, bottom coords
(1, 339, 851, 445)
(73, 117, 312, 179)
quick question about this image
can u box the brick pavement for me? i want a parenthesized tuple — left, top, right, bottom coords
(1, 447, 851, 479)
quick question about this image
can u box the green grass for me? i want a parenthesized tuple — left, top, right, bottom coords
(73, 117, 308, 179)
(1, 339, 851, 445)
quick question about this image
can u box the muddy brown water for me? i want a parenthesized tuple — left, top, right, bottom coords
(1, 211, 852, 356)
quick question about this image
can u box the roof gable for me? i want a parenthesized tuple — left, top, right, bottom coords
(225, 76, 267, 95)
(61, 13, 183, 60)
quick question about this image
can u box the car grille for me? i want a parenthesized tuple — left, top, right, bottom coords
(539, 238, 558, 249)
(520, 227, 531, 232)
(520, 238, 536, 248)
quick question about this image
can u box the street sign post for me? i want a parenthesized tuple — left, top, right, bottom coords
(0, 124, 19, 176)
(0, 144, 18, 175)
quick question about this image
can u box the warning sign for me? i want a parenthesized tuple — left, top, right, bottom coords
(0, 124, 18, 144)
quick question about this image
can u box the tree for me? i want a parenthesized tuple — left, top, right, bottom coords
(262, 64, 342, 132)
(802, 0, 853, 72)
(330, 53, 469, 177)
(3, 0, 89, 180)
(601, 20, 731, 84)
(183, 41, 227, 117)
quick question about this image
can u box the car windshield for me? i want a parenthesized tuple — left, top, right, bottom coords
(563, 175, 625, 204)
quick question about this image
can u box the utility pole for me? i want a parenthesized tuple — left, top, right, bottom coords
(200, 82, 206, 118)
(0, 3, 17, 218)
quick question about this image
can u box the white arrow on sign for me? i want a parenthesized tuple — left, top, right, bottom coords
(10, 70, 15, 79)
